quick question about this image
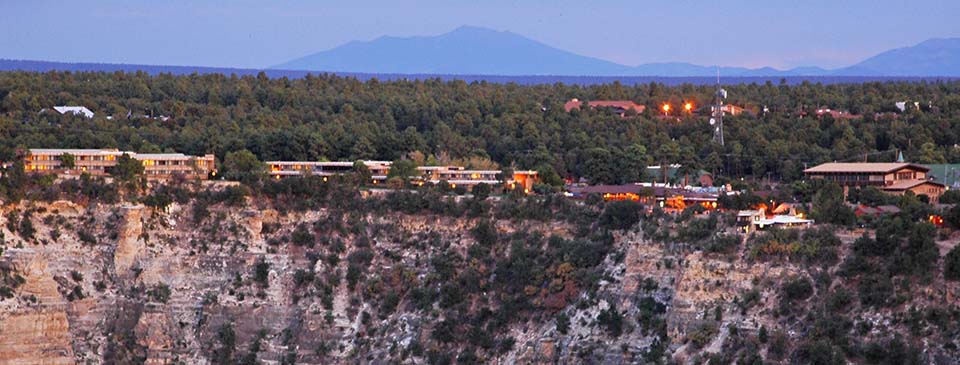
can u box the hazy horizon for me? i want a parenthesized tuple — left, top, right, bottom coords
(2, 0, 958, 70)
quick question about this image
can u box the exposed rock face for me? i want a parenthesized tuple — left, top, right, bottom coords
(0, 311, 75, 365)
(114, 205, 144, 273)
(1, 200, 958, 364)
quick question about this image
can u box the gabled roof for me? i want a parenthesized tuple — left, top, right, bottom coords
(804, 162, 929, 174)
(881, 179, 945, 191)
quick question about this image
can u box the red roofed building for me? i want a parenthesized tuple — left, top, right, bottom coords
(564, 98, 646, 116)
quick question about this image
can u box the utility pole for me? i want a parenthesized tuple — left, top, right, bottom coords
(712, 69, 726, 146)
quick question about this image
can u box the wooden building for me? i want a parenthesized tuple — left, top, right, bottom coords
(803, 162, 946, 203)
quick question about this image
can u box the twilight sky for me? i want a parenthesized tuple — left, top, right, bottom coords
(2, 0, 957, 70)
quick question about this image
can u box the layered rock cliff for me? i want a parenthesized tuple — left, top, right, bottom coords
(1, 197, 958, 364)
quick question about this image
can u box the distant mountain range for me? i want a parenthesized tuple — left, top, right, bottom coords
(273, 26, 960, 77)
(2, 58, 949, 86)
(2, 26, 959, 80)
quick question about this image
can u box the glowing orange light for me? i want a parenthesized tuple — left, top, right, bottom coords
(684, 102, 693, 112)
(662, 104, 671, 113)
(929, 215, 944, 225)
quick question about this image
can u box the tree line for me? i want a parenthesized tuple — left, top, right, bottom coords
(2, 71, 960, 185)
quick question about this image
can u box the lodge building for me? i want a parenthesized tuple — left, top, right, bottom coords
(267, 161, 539, 192)
(267, 161, 392, 181)
(803, 162, 946, 203)
(25, 149, 216, 180)
(24, 148, 539, 191)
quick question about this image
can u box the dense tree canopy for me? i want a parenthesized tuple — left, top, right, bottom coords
(2, 71, 960, 184)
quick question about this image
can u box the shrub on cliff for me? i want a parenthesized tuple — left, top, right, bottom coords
(598, 200, 643, 231)
(253, 258, 270, 287)
(597, 302, 624, 337)
(148, 284, 171, 303)
(781, 277, 813, 302)
(944, 245, 960, 281)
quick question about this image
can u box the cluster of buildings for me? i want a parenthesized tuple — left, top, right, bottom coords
(267, 161, 539, 192)
(24, 149, 216, 180)
(563, 160, 950, 233)
(21, 149, 540, 192)
(566, 183, 722, 212)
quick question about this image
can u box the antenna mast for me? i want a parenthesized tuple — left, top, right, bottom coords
(711, 68, 726, 146)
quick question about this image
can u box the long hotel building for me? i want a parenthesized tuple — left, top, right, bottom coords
(267, 161, 539, 192)
(25, 149, 216, 180)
